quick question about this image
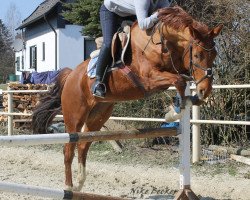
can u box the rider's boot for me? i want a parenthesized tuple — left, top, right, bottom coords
(92, 44, 111, 98)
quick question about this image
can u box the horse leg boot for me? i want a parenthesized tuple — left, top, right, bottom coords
(165, 77, 194, 122)
(165, 93, 190, 122)
(92, 44, 111, 98)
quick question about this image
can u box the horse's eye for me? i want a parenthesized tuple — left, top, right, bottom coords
(194, 53, 203, 60)
(194, 54, 199, 59)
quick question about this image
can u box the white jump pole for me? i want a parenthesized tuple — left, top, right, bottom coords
(192, 86, 201, 163)
(179, 84, 191, 189)
(0, 181, 64, 199)
(179, 91, 190, 189)
(174, 83, 199, 199)
(7, 86, 13, 136)
(192, 104, 201, 163)
(0, 133, 70, 146)
(0, 181, 124, 200)
(0, 128, 177, 146)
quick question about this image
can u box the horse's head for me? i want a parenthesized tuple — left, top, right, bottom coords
(182, 24, 223, 99)
(158, 6, 223, 100)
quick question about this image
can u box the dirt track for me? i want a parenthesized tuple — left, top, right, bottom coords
(0, 144, 249, 200)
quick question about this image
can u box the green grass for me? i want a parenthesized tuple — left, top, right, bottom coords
(87, 141, 179, 168)
(228, 165, 237, 176)
(193, 160, 249, 178)
(0, 84, 7, 90)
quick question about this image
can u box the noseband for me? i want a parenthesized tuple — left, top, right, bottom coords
(142, 22, 215, 86)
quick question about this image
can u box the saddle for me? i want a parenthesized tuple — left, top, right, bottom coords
(111, 21, 133, 66)
(90, 21, 133, 67)
(88, 21, 146, 94)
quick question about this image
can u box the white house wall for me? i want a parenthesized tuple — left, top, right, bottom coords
(15, 25, 84, 74)
(26, 30, 56, 72)
(58, 25, 84, 69)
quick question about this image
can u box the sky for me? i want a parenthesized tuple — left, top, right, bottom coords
(0, 0, 44, 24)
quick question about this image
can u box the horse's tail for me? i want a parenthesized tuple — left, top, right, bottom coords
(32, 67, 72, 134)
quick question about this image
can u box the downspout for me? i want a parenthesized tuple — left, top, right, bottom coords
(21, 29, 25, 70)
(44, 15, 58, 70)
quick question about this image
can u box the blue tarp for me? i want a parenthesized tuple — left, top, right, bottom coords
(161, 122, 179, 128)
(21, 70, 60, 84)
(31, 71, 60, 84)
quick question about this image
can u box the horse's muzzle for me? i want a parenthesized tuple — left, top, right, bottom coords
(190, 94, 205, 106)
(196, 84, 212, 100)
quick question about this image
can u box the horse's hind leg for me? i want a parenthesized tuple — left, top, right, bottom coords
(75, 102, 114, 191)
(74, 132, 91, 192)
(64, 116, 86, 191)
(62, 100, 89, 190)
(64, 117, 85, 190)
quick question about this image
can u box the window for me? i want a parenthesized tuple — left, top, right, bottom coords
(84, 38, 96, 60)
(22, 56, 24, 70)
(16, 57, 20, 71)
(30, 45, 37, 70)
(42, 42, 45, 61)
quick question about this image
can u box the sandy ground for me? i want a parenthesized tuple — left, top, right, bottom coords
(0, 145, 249, 200)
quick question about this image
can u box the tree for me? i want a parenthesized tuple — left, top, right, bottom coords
(5, 2, 21, 41)
(0, 19, 15, 83)
(62, 0, 102, 37)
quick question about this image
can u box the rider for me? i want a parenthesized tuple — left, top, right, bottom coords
(92, 0, 170, 98)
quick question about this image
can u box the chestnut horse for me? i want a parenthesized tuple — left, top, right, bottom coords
(32, 6, 222, 191)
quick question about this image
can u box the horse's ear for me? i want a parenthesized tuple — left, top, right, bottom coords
(208, 24, 223, 38)
(189, 25, 202, 40)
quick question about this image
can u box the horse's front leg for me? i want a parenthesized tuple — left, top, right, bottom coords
(172, 76, 191, 108)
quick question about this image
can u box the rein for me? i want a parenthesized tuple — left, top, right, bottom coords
(142, 23, 162, 54)
(142, 22, 215, 86)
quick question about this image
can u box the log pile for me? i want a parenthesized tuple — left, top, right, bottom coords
(202, 145, 250, 166)
(0, 83, 50, 128)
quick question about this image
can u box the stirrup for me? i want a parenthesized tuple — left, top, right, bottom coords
(92, 82, 106, 98)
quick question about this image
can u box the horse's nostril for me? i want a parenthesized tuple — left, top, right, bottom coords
(200, 90, 205, 96)
(197, 89, 205, 99)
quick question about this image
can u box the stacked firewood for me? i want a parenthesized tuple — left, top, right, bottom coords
(0, 83, 50, 124)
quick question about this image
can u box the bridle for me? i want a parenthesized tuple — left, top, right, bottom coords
(142, 22, 215, 86)
(181, 39, 215, 85)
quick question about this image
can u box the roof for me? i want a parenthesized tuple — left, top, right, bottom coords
(17, 0, 62, 29)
